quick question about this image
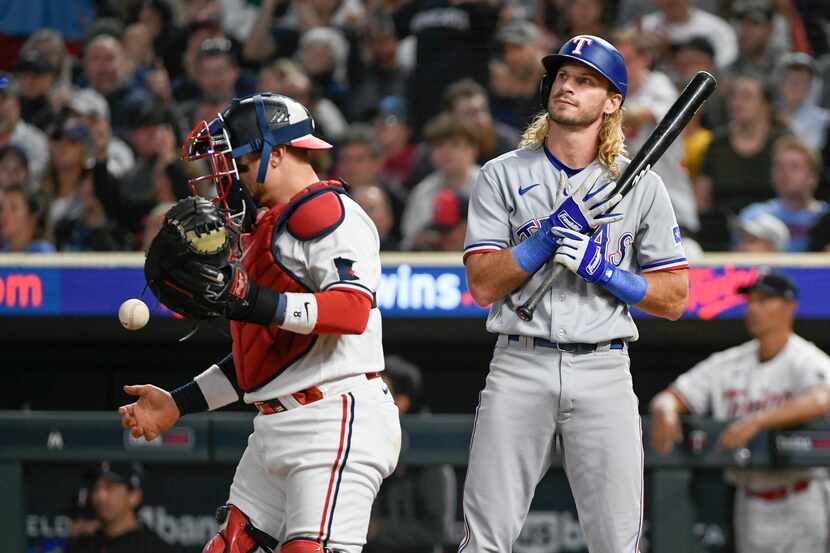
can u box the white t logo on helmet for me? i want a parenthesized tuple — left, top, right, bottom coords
(571, 37, 594, 55)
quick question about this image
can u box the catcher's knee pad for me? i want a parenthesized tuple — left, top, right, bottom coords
(203, 504, 277, 553)
(280, 539, 325, 553)
(281, 539, 350, 553)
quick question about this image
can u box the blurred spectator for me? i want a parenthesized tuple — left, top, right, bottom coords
(683, 110, 713, 183)
(615, 29, 699, 236)
(257, 59, 347, 143)
(82, 34, 147, 137)
(120, 19, 176, 109)
(445, 79, 519, 166)
(728, 0, 788, 77)
(0, 75, 49, 184)
(734, 211, 790, 252)
(820, 54, 830, 111)
(180, 37, 241, 127)
(352, 185, 399, 251)
(489, 20, 547, 131)
(374, 96, 418, 190)
(776, 53, 830, 151)
(41, 116, 120, 251)
(115, 95, 180, 243)
(291, 0, 367, 32)
(538, 0, 610, 41)
(243, 0, 303, 65)
(298, 26, 351, 113)
(138, 0, 179, 76)
(0, 144, 30, 191)
(695, 73, 789, 250)
(559, 0, 609, 41)
(336, 124, 406, 240)
(739, 136, 828, 251)
(0, 185, 53, 253)
(122, 22, 155, 73)
(69, 476, 99, 539)
(15, 48, 61, 132)
(411, 188, 469, 251)
(172, 19, 227, 103)
(394, 0, 502, 135)
(64, 461, 173, 553)
(808, 211, 830, 251)
(336, 125, 387, 189)
(19, 28, 72, 86)
(349, 16, 409, 122)
(68, 88, 135, 178)
(641, 0, 738, 69)
(401, 114, 479, 250)
(365, 356, 456, 553)
(141, 201, 175, 253)
(43, 116, 94, 226)
(670, 37, 728, 130)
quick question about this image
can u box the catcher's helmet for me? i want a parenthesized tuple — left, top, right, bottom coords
(181, 93, 331, 231)
(539, 35, 628, 108)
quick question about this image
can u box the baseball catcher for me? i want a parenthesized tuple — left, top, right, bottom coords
(121, 92, 400, 553)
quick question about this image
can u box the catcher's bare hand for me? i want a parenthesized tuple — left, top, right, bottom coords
(118, 384, 180, 441)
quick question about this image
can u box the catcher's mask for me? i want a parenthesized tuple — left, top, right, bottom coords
(182, 93, 332, 230)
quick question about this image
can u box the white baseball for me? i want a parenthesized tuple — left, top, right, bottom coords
(119, 299, 150, 330)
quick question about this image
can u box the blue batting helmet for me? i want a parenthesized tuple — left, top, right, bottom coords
(539, 35, 628, 107)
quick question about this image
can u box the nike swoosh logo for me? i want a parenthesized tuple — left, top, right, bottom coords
(518, 183, 541, 196)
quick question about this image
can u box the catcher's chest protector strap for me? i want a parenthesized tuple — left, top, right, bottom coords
(203, 504, 277, 553)
(276, 181, 347, 241)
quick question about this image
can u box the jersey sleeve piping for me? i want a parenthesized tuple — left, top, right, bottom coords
(463, 241, 507, 262)
(641, 257, 689, 272)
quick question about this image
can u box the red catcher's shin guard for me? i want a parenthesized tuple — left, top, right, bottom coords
(280, 539, 325, 553)
(203, 505, 270, 553)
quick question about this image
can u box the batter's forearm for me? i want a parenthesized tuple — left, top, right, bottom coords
(465, 249, 533, 306)
(636, 269, 688, 320)
(752, 385, 830, 430)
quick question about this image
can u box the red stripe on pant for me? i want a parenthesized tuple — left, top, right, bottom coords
(317, 395, 349, 542)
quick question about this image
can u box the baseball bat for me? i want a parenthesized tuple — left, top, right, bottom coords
(515, 70, 717, 321)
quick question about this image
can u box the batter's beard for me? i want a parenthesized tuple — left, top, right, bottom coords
(547, 101, 604, 129)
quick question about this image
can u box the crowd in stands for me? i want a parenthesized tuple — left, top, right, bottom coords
(1, 0, 830, 255)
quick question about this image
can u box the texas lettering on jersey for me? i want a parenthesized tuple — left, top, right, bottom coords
(464, 148, 687, 343)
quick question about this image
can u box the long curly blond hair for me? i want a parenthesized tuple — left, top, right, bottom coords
(519, 109, 627, 178)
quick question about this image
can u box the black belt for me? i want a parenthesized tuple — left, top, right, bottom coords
(506, 335, 625, 353)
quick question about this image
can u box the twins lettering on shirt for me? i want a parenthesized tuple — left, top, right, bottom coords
(723, 389, 794, 418)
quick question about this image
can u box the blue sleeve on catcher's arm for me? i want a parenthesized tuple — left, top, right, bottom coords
(172, 353, 241, 415)
(597, 265, 648, 305)
(511, 220, 558, 274)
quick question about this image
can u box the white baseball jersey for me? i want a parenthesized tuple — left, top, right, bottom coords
(242, 195, 385, 404)
(463, 146, 688, 343)
(672, 334, 830, 488)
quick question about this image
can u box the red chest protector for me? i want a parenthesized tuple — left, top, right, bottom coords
(230, 181, 347, 392)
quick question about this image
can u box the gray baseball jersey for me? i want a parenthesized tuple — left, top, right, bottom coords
(463, 146, 688, 343)
(460, 145, 686, 553)
(672, 334, 830, 553)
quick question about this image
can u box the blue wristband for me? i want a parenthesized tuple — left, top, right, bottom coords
(598, 265, 648, 305)
(511, 221, 558, 274)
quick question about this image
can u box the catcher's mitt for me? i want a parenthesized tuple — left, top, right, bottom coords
(144, 197, 234, 319)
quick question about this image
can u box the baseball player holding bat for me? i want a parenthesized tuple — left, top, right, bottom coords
(118, 93, 401, 553)
(459, 35, 689, 553)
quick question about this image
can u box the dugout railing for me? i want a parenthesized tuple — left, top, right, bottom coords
(3, 412, 830, 553)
